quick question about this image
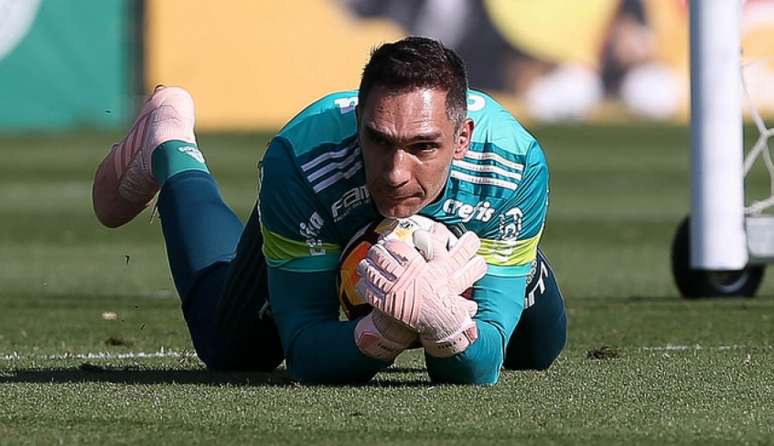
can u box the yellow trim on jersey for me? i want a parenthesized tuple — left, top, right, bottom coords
(477, 229, 542, 267)
(261, 226, 341, 264)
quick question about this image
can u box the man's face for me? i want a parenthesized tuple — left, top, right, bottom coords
(357, 86, 473, 218)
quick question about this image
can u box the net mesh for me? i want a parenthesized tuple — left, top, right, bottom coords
(742, 57, 774, 215)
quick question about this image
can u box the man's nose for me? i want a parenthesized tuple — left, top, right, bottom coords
(384, 149, 410, 187)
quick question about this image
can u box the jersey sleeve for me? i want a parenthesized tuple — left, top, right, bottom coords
(478, 141, 549, 278)
(259, 137, 341, 272)
(258, 137, 389, 383)
(426, 142, 549, 384)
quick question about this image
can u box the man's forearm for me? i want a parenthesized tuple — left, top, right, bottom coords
(422, 271, 527, 385)
(284, 319, 390, 384)
(267, 267, 390, 384)
(424, 320, 505, 385)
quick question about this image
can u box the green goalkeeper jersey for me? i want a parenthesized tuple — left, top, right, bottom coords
(258, 90, 549, 384)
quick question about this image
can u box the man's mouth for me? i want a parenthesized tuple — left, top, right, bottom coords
(384, 194, 417, 202)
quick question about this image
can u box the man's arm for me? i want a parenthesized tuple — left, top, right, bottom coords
(267, 267, 389, 383)
(259, 138, 390, 384)
(424, 270, 526, 384)
(425, 142, 549, 384)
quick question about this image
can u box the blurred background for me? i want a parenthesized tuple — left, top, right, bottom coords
(3, 0, 774, 133)
(3, 4, 774, 441)
(3, 0, 774, 297)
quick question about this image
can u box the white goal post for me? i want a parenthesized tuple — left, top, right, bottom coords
(689, 0, 748, 270)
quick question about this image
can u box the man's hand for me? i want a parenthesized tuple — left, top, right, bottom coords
(354, 309, 418, 362)
(356, 223, 487, 357)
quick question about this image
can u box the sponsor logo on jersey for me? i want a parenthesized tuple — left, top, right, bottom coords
(442, 199, 495, 223)
(333, 96, 358, 114)
(498, 207, 523, 241)
(525, 258, 549, 309)
(331, 185, 369, 221)
(299, 211, 326, 255)
(467, 94, 485, 112)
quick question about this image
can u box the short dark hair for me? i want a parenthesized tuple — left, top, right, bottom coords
(358, 36, 469, 128)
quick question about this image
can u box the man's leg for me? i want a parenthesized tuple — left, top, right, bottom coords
(92, 86, 282, 371)
(503, 248, 567, 370)
(157, 172, 283, 371)
(215, 207, 283, 372)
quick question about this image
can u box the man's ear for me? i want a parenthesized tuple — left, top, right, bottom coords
(453, 118, 474, 160)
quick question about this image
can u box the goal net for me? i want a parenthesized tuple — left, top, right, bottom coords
(742, 56, 774, 216)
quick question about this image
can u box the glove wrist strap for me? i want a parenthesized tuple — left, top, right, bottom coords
(421, 319, 478, 358)
(354, 312, 410, 362)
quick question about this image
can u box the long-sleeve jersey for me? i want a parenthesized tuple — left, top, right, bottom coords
(258, 89, 549, 384)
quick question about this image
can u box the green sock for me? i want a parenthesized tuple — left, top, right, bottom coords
(151, 140, 210, 185)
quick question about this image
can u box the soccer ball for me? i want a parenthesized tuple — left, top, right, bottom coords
(338, 215, 442, 320)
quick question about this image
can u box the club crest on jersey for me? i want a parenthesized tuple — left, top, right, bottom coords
(442, 199, 494, 223)
(498, 207, 523, 240)
(331, 185, 369, 221)
(299, 211, 326, 255)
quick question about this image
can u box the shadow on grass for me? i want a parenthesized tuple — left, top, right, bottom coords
(380, 367, 426, 374)
(0, 364, 436, 388)
(0, 365, 293, 387)
(367, 379, 435, 388)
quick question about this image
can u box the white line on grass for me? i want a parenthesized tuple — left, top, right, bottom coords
(2, 345, 772, 363)
(641, 344, 773, 352)
(0, 348, 195, 362)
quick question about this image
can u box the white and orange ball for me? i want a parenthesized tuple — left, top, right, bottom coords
(338, 215, 443, 320)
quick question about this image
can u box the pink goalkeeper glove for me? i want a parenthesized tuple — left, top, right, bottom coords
(357, 224, 487, 357)
(354, 309, 418, 362)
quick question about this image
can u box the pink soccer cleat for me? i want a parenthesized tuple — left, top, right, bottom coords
(92, 86, 196, 228)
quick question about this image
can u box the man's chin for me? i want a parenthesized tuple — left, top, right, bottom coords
(376, 201, 422, 219)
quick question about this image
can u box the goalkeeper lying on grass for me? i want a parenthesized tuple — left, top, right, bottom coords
(92, 36, 566, 384)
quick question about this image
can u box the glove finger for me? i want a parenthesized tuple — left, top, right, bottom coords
(450, 255, 488, 295)
(357, 258, 396, 291)
(380, 239, 423, 266)
(365, 243, 405, 278)
(430, 221, 452, 237)
(447, 232, 481, 269)
(429, 222, 456, 252)
(356, 276, 387, 308)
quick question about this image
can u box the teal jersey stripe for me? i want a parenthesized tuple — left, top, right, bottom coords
(465, 142, 528, 168)
(451, 161, 522, 185)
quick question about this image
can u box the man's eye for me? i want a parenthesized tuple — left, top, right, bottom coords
(414, 143, 438, 151)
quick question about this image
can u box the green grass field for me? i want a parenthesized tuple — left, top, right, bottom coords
(1, 127, 773, 445)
